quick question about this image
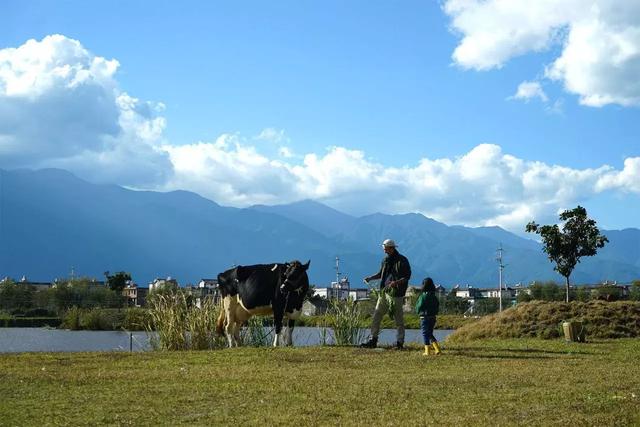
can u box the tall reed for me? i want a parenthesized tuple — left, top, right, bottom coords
(328, 298, 365, 346)
(241, 316, 271, 347)
(146, 293, 225, 351)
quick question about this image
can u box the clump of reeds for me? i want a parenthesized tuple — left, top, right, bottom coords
(241, 316, 271, 347)
(327, 298, 365, 346)
(146, 293, 225, 351)
(447, 300, 640, 342)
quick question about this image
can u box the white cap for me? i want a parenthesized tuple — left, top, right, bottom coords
(382, 239, 397, 248)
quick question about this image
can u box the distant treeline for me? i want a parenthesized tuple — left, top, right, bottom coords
(0, 277, 127, 318)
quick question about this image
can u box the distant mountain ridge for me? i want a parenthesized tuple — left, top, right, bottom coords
(1, 168, 639, 287)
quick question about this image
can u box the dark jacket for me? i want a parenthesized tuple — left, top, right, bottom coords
(372, 251, 411, 297)
(415, 291, 439, 317)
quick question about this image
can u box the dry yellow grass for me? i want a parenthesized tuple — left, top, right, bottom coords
(448, 300, 640, 342)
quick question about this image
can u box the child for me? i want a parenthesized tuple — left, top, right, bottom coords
(415, 277, 441, 355)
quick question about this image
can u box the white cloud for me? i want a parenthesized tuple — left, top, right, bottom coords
(596, 157, 640, 193)
(0, 35, 172, 186)
(509, 81, 549, 102)
(444, 0, 640, 107)
(2, 34, 639, 233)
(159, 135, 640, 232)
(255, 127, 287, 143)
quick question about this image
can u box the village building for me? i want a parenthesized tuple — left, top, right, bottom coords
(149, 277, 179, 292)
(122, 282, 148, 307)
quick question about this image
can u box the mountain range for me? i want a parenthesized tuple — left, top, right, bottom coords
(1, 168, 639, 288)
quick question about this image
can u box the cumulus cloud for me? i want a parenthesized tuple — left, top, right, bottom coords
(443, 0, 640, 107)
(2, 34, 639, 233)
(0, 35, 172, 186)
(160, 135, 640, 232)
(509, 81, 549, 102)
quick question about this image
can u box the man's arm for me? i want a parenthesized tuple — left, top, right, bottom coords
(364, 263, 383, 283)
(364, 270, 382, 283)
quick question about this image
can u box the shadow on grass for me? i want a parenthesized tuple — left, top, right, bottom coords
(448, 346, 591, 356)
(446, 346, 591, 360)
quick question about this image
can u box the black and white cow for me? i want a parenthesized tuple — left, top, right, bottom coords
(215, 260, 310, 347)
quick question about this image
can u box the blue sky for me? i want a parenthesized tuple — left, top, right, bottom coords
(1, 0, 639, 233)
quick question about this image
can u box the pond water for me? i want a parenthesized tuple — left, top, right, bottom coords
(0, 327, 454, 353)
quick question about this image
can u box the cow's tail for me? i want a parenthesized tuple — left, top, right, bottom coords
(215, 302, 225, 336)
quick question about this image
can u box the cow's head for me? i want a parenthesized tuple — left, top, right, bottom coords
(216, 267, 239, 297)
(280, 260, 310, 293)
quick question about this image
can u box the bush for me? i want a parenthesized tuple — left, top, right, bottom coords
(62, 307, 82, 330)
(0, 312, 62, 327)
(122, 308, 151, 331)
(447, 300, 640, 342)
(61, 308, 129, 330)
(80, 309, 124, 330)
(22, 308, 56, 317)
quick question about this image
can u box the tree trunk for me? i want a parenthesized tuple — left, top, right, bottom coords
(565, 276, 570, 303)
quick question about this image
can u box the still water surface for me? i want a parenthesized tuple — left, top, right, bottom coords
(0, 327, 453, 353)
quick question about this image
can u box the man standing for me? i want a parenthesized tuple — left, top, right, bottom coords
(361, 239, 411, 349)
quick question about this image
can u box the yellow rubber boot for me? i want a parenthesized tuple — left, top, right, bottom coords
(423, 345, 431, 356)
(432, 341, 441, 355)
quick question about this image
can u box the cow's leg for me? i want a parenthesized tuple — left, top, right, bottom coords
(272, 309, 284, 347)
(233, 321, 242, 347)
(284, 318, 295, 346)
(223, 296, 237, 347)
(285, 308, 302, 347)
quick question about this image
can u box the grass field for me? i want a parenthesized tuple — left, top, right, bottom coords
(1, 339, 639, 426)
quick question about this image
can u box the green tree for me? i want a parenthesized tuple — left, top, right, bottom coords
(524, 281, 562, 301)
(593, 285, 621, 301)
(526, 206, 608, 303)
(42, 277, 126, 314)
(630, 280, 640, 301)
(104, 271, 132, 293)
(575, 286, 591, 302)
(541, 282, 564, 301)
(441, 293, 470, 315)
(516, 291, 532, 303)
(0, 279, 34, 313)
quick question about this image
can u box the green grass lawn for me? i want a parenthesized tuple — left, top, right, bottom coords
(1, 339, 639, 426)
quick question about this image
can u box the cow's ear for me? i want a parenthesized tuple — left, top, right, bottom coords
(303, 260, 310, 270)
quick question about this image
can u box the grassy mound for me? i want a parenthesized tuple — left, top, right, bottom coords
(447, 300, 640, 342)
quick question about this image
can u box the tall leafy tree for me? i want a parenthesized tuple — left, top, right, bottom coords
(104, 271, 132, 293)
(526, 206, 608, 302)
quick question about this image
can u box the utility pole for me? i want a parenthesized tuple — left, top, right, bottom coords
(496, 245, 505, 312)
(334, 256, 341, 299)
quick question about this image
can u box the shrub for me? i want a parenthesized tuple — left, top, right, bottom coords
(61, 308, 135, 330)
(22, 308, 56, 317)
(61, 306, 82, 330)
(80, 309, 123, 330)
(122, 308, 151, 331)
